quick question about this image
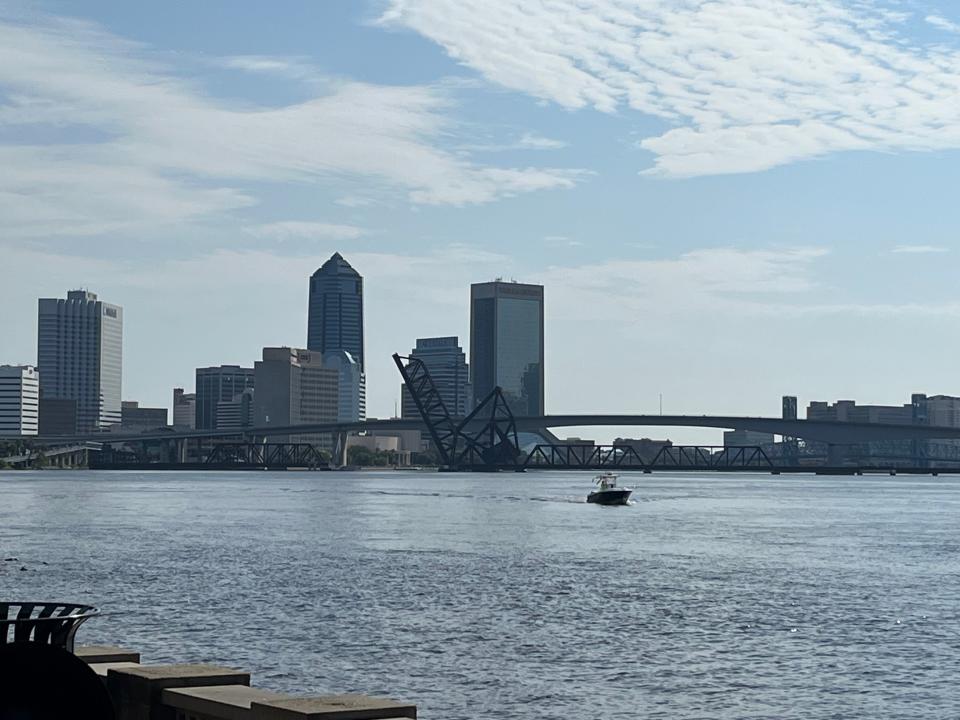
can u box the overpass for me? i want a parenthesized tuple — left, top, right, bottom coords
(17, 414, 960, 446)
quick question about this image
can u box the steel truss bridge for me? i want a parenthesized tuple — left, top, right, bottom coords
(524, 444, 774, 471)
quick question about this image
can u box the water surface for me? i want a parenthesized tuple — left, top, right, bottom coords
(2, 470, 959, 719)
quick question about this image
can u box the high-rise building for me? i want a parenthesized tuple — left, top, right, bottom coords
(308, 253, 365, 419)
(470, 280, 544, 416)
(323, 350, 365, 423)
(195, 365, 255, 430)
(401, 336, 472, 419)
(0, 365, 39, 436)
(253, 347, 339, 448)
(37, 290, 123, 432)
(172, 388, 196, 429)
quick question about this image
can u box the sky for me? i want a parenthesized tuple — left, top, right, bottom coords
(2, 0, 960, 443)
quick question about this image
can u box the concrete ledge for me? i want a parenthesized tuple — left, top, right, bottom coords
(250, 694, 417, 720)
(162, 685, 297, 720)
(76, 644, 141, 663)
(88, 660, 142, 680)
(108, 663, 251, 720)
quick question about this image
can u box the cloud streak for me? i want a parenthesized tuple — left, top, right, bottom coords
(382, 0, 960, 177)
(0, 11, 584, 239)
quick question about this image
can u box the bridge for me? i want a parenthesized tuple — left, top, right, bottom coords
(16, 414, 960, 446)
(7, 351, 960, 472)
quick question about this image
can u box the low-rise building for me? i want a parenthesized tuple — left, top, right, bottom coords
(172, 388, 196, 429)
(723, 429, 774, 447)
(120, 401, 168, 433)
(0, 365, 39, 436)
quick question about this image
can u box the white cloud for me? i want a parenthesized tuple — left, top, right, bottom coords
(927, 15, 960, 34)
(382, 0, 960, 177)
(518, 133, 567, 150)
(246, 222, 365, 241)
(0, 12, 584, 239)
(890, 244, 949, 254)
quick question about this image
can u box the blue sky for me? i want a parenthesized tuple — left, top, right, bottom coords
(2, 0, 960, 442)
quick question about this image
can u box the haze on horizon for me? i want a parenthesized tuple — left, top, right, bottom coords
(2, 0, 960, 444)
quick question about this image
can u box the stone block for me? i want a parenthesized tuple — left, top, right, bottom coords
(76, 644, 142, 663)
(107, 664, 250, 720)
(250, 694, 416, 720)
(161, 685, 296, 720)
(89, 661, 143, 680)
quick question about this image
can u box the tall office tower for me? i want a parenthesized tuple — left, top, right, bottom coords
(37, 290, 123, 432)
(307, 253, 365, 418)
(253, 347, 339, 448)
(194, 365, 255, 430)
(323, 350, 366, 423)
(172, 388, 196, 429)
(782, 396, 798, 421)
(0, 365, 39, 436)
(401, 336, 472, 419)
(470, 281, 544, 416)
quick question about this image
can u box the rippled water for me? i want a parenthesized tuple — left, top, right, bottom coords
(2, 470, 960, 718)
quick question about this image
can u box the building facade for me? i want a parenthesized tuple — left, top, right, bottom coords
(172, 388, 196, 429)
(307, 254, 365, 422)
(470, 281, 544, 416)
(195, 365, 255, 430)
(120, 401, 168, 432)
(400, 336, 472, 419)
(215, 388, 255, 431)
(723, 429, 775, 447)
(323, 350, 365, 423)
(37, 290, 123, 432)
(0, 365, 39, 436)
(253, 347, 339, 448)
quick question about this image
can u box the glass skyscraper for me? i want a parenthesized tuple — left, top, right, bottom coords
(401, 336, 472, 419)
(37, 290, 123, 432)
(470, 281, 544, 416)
(308, 253, 365, 418)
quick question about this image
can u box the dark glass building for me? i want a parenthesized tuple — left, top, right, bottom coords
(401, 336, 472, 419)
(470, 281, 544, 416)
(307, 253, 364, 370)
(308, 253, 365, 420)
(194, 365, 255, 430)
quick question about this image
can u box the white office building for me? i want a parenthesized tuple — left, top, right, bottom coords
(37, 290, 123, 432)
(0, 365, 40, 436)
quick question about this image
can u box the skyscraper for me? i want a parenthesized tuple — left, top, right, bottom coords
(401, 336, 472, 418)
(194, 365, 255, 430)
(470, 281, 544, 416)
(308, 253, 365, 418)
(37, 290, 123, 432)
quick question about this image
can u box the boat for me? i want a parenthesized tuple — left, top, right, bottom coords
(586, 472, 632, 505)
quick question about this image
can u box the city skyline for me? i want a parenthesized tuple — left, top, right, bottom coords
(4, 2, 960, 444)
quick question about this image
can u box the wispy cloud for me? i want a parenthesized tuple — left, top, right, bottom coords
(926, 15, 960, 34)
(518, 133, 567, 150)
(0, 12, 584, 239)
(890, 244, 950, 254)
(246, 222, 366, 241)
(382, 0, 960, 177)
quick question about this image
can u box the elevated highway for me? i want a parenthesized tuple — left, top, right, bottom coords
(16, 414, 960, 446)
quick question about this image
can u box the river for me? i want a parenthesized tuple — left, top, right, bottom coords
(2, 470, 959, 719)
